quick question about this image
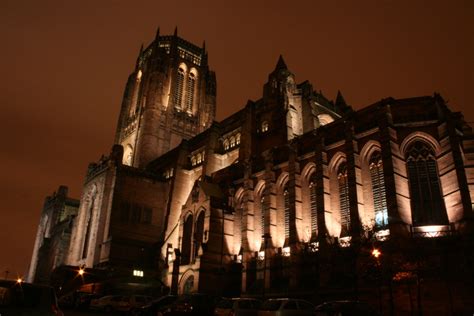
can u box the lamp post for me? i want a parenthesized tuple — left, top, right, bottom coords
(372, 248, 383, 314)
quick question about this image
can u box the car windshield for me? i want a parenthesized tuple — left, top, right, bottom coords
(237, 299, 259, 309)
(261, 300, 282, 311)
(154, 296, 177, 306)
(216, 299, 233, 308)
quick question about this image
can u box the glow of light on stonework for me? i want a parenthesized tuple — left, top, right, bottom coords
(339, 236, 352, 247)
(309, 241, 319, 252)
(258, 251, 265, 261)
(375, 229, 390, 241)
(282, 247, 291, 257)
(414, 225, 449, 238)
(136, 70, 142, 80)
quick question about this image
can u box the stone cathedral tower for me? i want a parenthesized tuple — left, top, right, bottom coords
(115, 28, 216, 167)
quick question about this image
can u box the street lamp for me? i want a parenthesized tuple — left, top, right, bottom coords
(78, 267, 85, 276)
(16, 277, 22, 284)
(372, 248, 381, 259)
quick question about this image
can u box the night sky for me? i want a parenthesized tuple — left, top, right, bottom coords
(1, 0, 472, 279)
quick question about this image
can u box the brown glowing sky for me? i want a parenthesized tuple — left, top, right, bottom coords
(0, 0, 472, 278)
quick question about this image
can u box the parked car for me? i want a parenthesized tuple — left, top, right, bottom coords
(0, 280, 63, 316)
(117, 295, 153, 313)
(214, 297, 261, 316)
(90, 295, 125, 312)
(74, 292, 101, 310)
(166, 293, 221, 315)
(135, 295, 178, 316)
(314, 300, 380, 316)
(90, 294, 153, 313)
(258, 298, 315, 316)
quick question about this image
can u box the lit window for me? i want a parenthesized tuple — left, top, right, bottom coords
(339, 236, 352, 247)
(236, 133, 241, 145)
(308, 241, 319, 252)
(258, 251, 265, 261)
(223, 139, 229, 150)
(164, 168, 174, 179)
(191, 156, 197, 166)
(338, 163, 350, 237)
(406, 141, 448, 226)
(369, 152, 388, 229)
(309, 174, 318, 237)
(230, 136, 236, 148)
(186, 72, 196, 114)
(283, 186, 290, 240)
(133, 270, 144, 277)
(261, 121, 269, 132)
(174, 67, 186, 110)
(282, 246, 291, 257)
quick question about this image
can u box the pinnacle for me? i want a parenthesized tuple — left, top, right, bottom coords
(275, 55, 288, 71)
(335, 90, 347, 107)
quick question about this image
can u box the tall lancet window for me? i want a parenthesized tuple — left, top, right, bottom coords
(256, 186, 266, 243)
(370, 152, 388, 229)
(181, 214, 193, 265)
(174, 67, 185, 110)
(283, 183, 290, 240)
(406, 142, 448, 226)
(309, 173, 318, 237)
(338, 163, 351, 237)
(82, 196, 95, 259)
(186, 72, 196, 114)
(194, 211, 205, 258)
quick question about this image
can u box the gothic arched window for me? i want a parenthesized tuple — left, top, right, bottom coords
(369, 152, 388, 229)
(406, 141, 448, 226)
(309, 173, 318, 237)
(261, 121, 269, 133)
(236, 133, 241, 145)
(194, 211, 205, 258)
(174, 67, 185, 110)
(181, 214, 193, 265)
(183, 275, 194, 294)
(186, 72, 196, 113)
(223, 139, 230, 150)
(283, 183, 290, 240)
(256, 186, 266, 242)
(82, 196, 95, 259)
(338, 163, 350, 237)
(230, 136, 236, 148)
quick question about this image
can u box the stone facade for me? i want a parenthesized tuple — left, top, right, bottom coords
(28, 186, 79, 283)
(32, 32, 474, 301)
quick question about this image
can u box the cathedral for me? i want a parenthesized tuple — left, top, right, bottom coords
(29, 30, 474, 304)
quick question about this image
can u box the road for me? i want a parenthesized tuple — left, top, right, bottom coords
(63, 309, 126, 316)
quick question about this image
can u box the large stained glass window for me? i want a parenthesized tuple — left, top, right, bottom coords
(406, 142, 448, 226)
(369, 152, 388, 229)
(338, 163, 350, 237)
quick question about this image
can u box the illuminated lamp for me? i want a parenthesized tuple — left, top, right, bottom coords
(282, 247, 291, 257)
(372, 248, 381, 258)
